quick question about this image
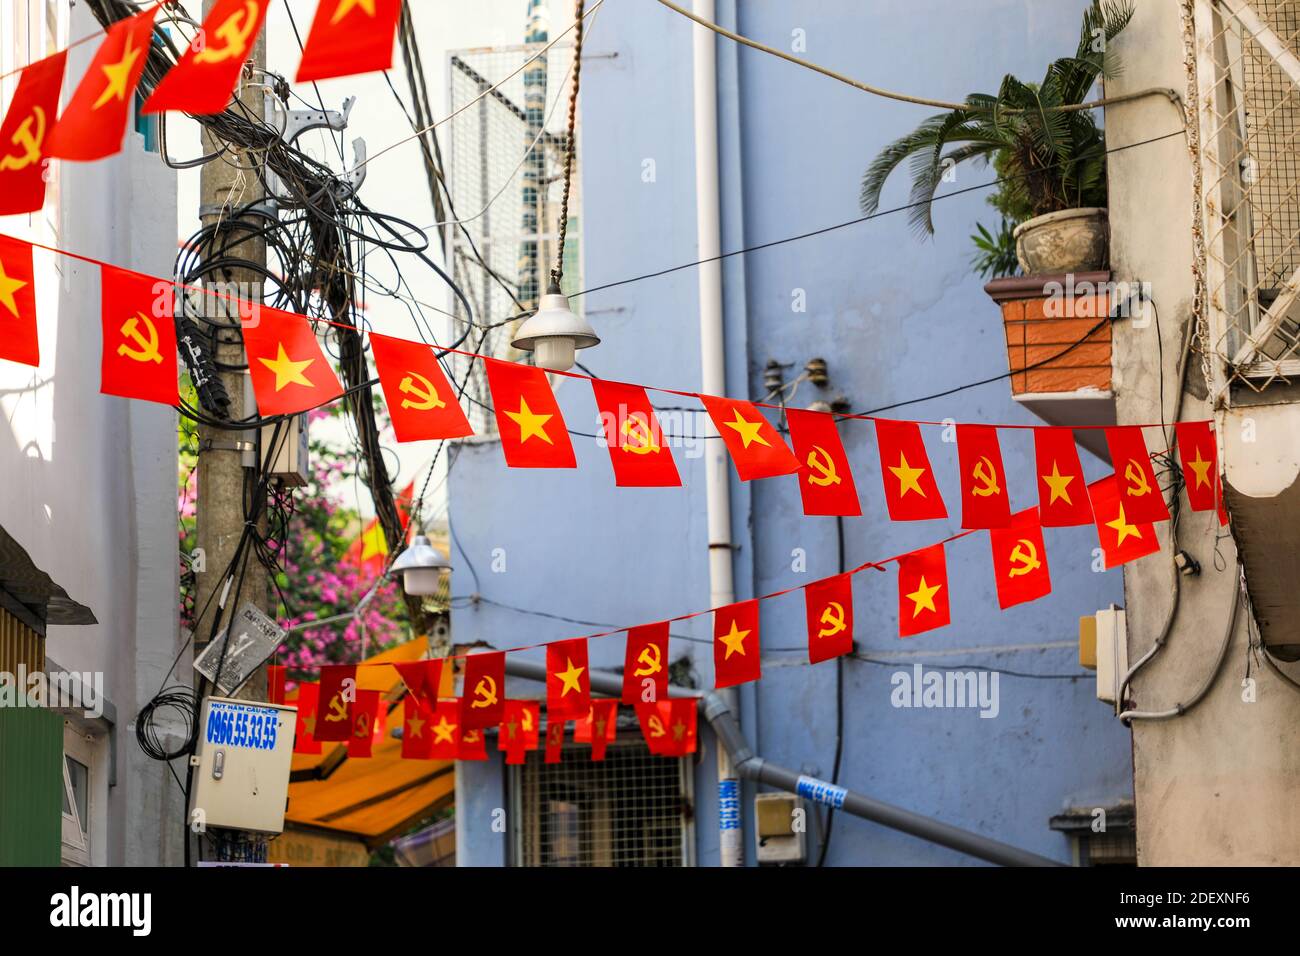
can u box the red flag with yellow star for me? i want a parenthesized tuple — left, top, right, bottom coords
(956, 424, 1011, 528)
(0, 51, 66, 215)
(544, 718, 566, 763)
(1033, 427, 1092, 526)
(1104, 426, 1170, 524)
(370, 332, 474, 442)
(786, 408, 862, 517)
(663, 698, 698, 757)
(1088, 475, 1160, 568)
(591, 379, 681, 486)
(461, 650, 505, 730)
(622, 621, 669, 705)
(400, 694, 434, 759)
(142, 0, 271, 115)
(296, 0, 402, 82)
(243, 304, 343, 415)
(292, 682, 323, 755)
(0, 235, 40, 367)
(989, 508, 1052, 609)
(342, 480, 415, 578)
(574, 699, 618, 761)
(698, 394, 800, 481)
(713, 599, 761, 688)
(394, 657, 445, 711)
(805, 574, 854, 664)
(499, 700, 539, 764)
(897, 543, 950, 637)
(428, 699, 461, 760)
(314, 664, 356, 742)
(546, 638, 590, 720)
(45, 7, 159, 161)
(347, 689, 384, 758)
(484, 357, 576, 468)
(874, 419, 947, 521)
(1175, 421, 1218, 512)
(100, 266, 179, 406)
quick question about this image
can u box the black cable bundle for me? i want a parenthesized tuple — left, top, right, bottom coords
(175, 315, 232, 418)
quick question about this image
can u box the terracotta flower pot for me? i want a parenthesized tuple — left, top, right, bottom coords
(1013, 207, 1108, 274)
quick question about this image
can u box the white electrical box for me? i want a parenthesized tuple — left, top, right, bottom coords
(190, 697, 298, 834)
(1095, 605, 1128, 708)
(242, 373, 310, 486)
(754, 792, 808, 865)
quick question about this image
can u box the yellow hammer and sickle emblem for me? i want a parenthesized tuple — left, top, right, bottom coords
(118, 313, 164, 364)
(971, 456, 1001, 497)
(817, 602, 847, 638)
(325, 693, 347, 723)
(471, 675, 498, 710)
(1123, 459, 1151, 497)
(399, 371, 446, 411)
(465, 730, 480, 744)
(620, 412, 659, 455)
(806, 445, 841, 487)
(1007, 539, 1042, 578)
(648, 715, 666, 738)
(193, 1, 260, 65)
(0, 107, 46, 172)
(354, 713, 371, 738)
(521, 709, 534, 732)
(634, 643, 662, 677)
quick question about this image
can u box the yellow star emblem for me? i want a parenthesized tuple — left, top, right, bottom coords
(432, 716, 457, 743)
(303, 713, 317, 735)
(722, 408, 770, 449)
(258, 343, 315, 391)
(1042, 460, 1075, 506)
(331, 0, 377, 25)
(718, 620, 750, 659)
(1105, 504, 1142, 547)
(0, 259, 28, 319)
(1187, 448, 1213, 490)
(505, 396, 554, 444)
(504, 719, 518, 740)
(358, 524, 388, 562)
(906, 576, 942, 618)
(889, 452, 927, 498)
(555, 657, 585, 696)
(93, 33, 142, 110)
(672, 720, 686, 741)
(405, 710, 425, 738)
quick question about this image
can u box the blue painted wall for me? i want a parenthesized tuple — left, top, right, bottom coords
(451, 0, 1131, 866)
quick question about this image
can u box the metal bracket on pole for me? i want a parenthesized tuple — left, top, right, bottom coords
(262, 96, 368, 201)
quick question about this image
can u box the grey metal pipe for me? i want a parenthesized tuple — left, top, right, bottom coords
(503, 658, 1063, 867)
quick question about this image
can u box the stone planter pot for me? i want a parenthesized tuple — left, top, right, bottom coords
(1013, 207, 1109, 274)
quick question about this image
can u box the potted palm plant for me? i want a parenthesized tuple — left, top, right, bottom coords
(859, 0, 1133, 276)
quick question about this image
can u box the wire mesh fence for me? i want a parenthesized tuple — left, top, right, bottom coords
(1193, 0, 1300, 395)
(444, 42, 580, 434)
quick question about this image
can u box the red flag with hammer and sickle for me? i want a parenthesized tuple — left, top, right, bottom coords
(461, 650, 505, 731)
(714, 599, 761, 689)
(369, 332, 474, 442)
(1104, 426, 1170, 524)
(897, 542, 950, 638)
(314, 664, 356, 741)
(804, 573, 854, 664)
(574, 699, 618, 759)
(1088, 475, 1161, 569)
(0, 235, 40, 367)
(1034, 427, 1093, 526)
(546, 638, 590, 720)
(874, 419, 947, 521)
(1175, 420, 1219, 513)
(45, 6, 159, 162)
(100, 265, 179, 406)
(242, 303, 344, 415)
(544, 717, 566, 763)
(142, 0, 272, 115)
(622, 622, 669, 704)
(296, 0, 403, 83)
(786, 408, 862, 517)
(347, 689, 384, 758)
(484, 357, 577, 468)
(591, 379, 682, 487)
(956, 424, 1012, 528)
(394, 658, 444, 711)
(989, 508, 1052, 609)
(457, 721, 488, 761)
(698, 394, 801, 481)
(499, 700, 539, 764)
(0, 51, 66, 215)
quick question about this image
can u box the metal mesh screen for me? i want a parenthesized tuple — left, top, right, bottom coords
(1192, 0, 1300, 394)
(444, 42, 580, 434)
(512, 742, 689, 867)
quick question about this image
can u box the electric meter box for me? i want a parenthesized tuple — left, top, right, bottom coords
(190, 696, 298, 834)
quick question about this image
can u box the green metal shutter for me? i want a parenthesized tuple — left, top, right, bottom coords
(0, 707, 63, 866)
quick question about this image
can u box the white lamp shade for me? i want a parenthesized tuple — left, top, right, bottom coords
(511, 292, 598, 372)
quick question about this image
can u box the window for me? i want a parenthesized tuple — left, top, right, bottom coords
(60, 728, 93, 867)
(510, 741, 693, 867)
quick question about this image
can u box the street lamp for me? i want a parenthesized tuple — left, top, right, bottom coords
(510, 283, 599, 372)
(389, 535, 451, 597)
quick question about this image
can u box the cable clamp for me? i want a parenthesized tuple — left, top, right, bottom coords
(201, 438, 255, 454)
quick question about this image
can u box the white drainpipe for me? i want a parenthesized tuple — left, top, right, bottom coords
(691, 0, 743, 867)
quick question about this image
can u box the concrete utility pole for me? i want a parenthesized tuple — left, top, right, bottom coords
(192, 1, 269, 703)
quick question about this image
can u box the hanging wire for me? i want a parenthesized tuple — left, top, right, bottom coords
(550, 0, 586, 290)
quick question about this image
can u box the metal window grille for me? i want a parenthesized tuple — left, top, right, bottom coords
(510, 740, 693, 867)
(444, 42, 581, 435)
(1191, 0, 1300, 395)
